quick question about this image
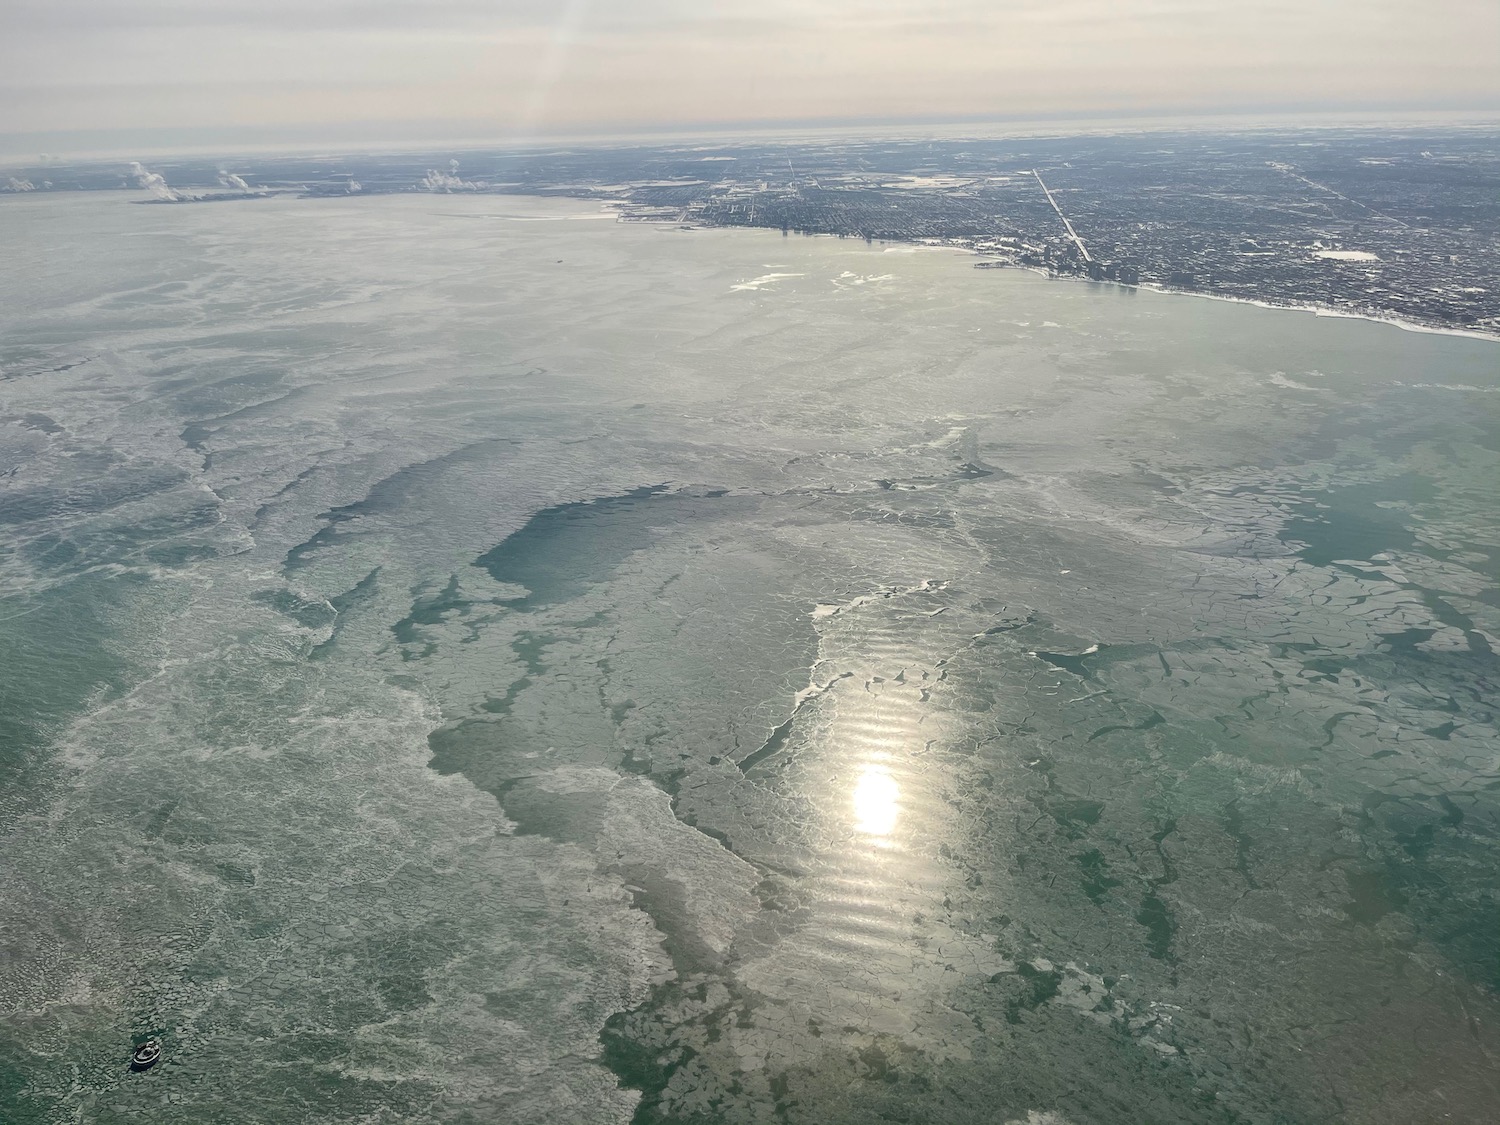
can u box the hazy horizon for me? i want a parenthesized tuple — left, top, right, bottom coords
(2, 0, 1497, 160)
(6, 106, 1500, 166)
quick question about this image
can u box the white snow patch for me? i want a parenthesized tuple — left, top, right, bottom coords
(730, 272, 804, 292)
(1269, 372, 1319, 392)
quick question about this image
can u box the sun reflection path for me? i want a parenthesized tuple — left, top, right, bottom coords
(852, 765, 900, 838)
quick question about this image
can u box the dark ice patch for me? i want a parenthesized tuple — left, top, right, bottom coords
(475, 485, 748, 611)
(1278, 475, 1431, 568)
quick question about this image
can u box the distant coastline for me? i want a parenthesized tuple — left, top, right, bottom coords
(675, 214, 1500, 343)
(1140, 282, 1500, 343)
(9, 127, 1498, 341)
(960, 252, 1500, 343)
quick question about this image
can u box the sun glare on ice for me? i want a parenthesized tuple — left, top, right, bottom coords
(852, 767, 900, 838)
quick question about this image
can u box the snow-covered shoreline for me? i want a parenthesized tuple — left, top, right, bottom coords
(962, 249, 1499, 343)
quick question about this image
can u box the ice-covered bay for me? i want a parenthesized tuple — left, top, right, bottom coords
(1, 191, 1497, 1124)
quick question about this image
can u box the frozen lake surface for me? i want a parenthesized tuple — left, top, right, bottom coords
(1, 191, 1497, 1124)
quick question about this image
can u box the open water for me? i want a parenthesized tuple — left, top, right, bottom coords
(1, 191, 1497, 1124)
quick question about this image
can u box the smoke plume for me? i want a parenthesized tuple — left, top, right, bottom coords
(420, 159, 488, 193)
(129, 162, 182, 201)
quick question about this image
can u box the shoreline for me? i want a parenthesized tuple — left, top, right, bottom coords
(651, 208, 1500, 344)
(960, 251, 1499, 343)
(1134, 279, 1500, 343)
(23, 185, 1499, 344)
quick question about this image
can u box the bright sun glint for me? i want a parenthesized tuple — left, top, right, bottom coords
(852, 767, 900, 837)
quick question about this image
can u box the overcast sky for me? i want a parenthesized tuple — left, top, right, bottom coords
(2, 0, 1498, 147)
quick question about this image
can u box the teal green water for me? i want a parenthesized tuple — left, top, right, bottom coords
(0, 192, 1497, 1124)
